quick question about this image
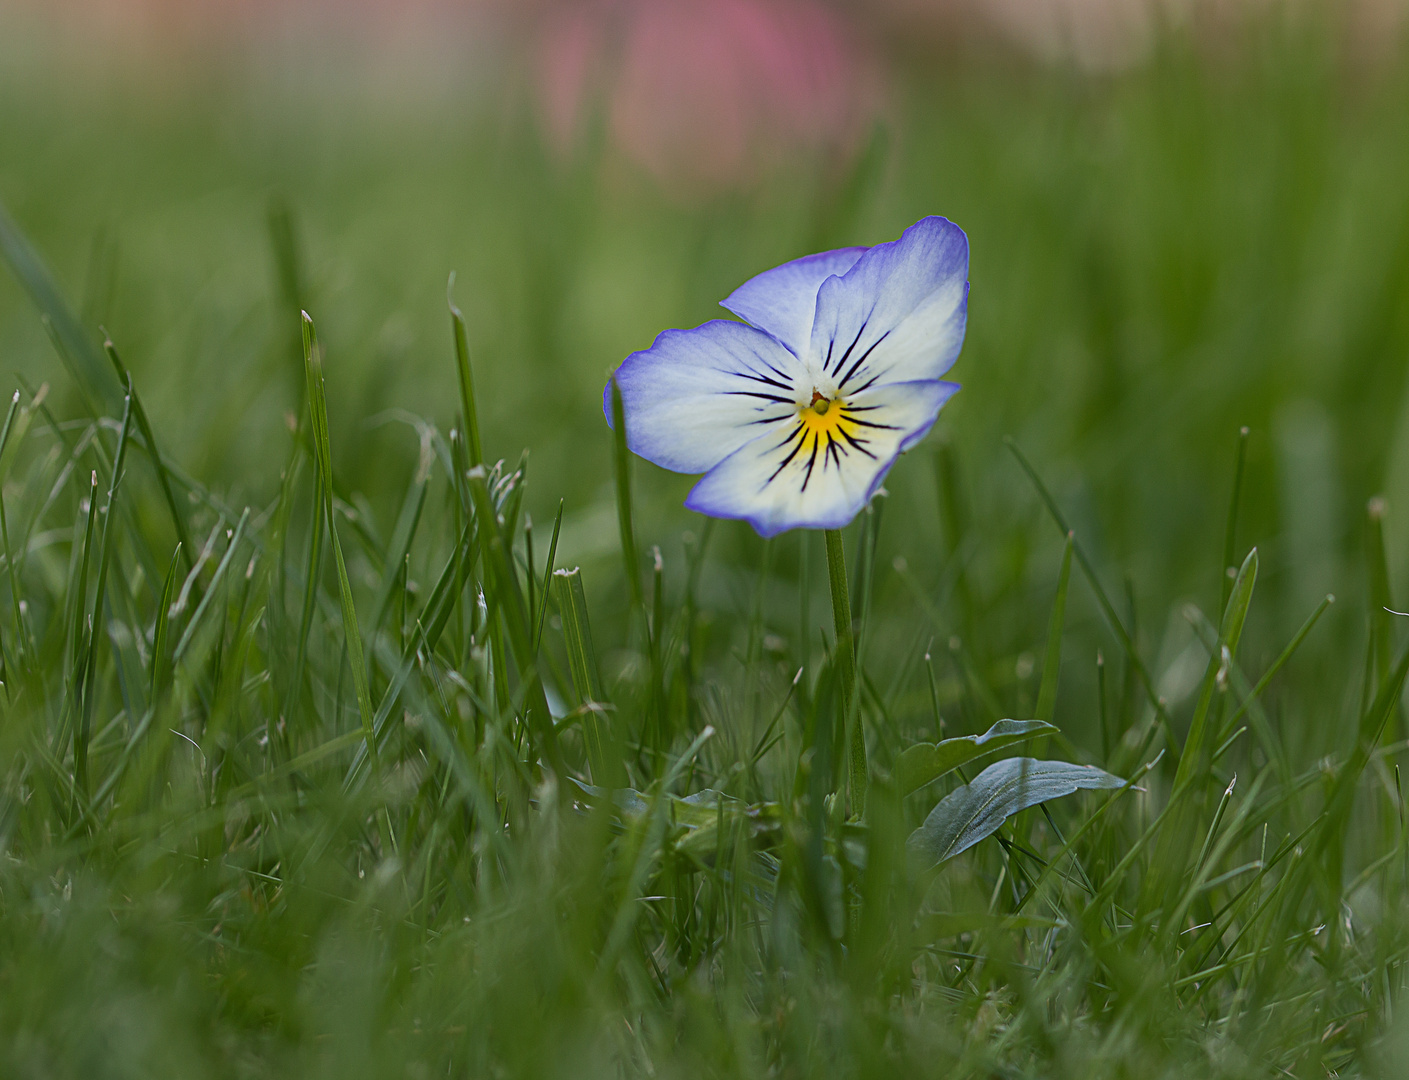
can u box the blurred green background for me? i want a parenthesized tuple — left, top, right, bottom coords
(6, 3, 1408, 752)
(2, 3, 1409, 1071)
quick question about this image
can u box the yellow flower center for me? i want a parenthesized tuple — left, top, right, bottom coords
(799, 391, 859, 441)
(765, 389, 879, 492)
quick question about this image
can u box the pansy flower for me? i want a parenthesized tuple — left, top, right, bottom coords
(605, 215, 969, 537)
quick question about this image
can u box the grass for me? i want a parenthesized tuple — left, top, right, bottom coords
(1, 10, 1409, 1077)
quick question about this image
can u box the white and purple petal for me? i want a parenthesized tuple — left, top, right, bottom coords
(720, 246, 868, 357)
(684, 380, 959, 538)
(605, 320, 807, 474)
(807, 216, 968, 394)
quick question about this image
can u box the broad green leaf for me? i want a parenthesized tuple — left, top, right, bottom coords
(907, 757, 1126, 869)
(897, 718, 1058, 796)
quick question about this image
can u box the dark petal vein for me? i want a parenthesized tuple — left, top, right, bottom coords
(840, 429, 877, 459)
(765, 425, 808, 485)
(830, 321, 868, 376)
(726, 391, 794, 404)
(837, 329, 891, 389)
(800, 434, 820, 492)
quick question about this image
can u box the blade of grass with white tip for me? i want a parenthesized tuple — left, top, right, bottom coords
(554, 567, 605, 705)
(301, 314, 375, 760)
(62, 471, 101, 749)
(500, 450, 530, 550)
(172, 509, 249, 666)
(534, 499, 564, 651)
(149, 543, 182, 703)
(467, 467, 563, 777)
(523, 513, 536, 626)
(102, 337, 194, 572)
(554, 567, 611, 783)
(649, 544, 665, 741)
(0, 387, 38, 487)
(76, 391, 133, 796)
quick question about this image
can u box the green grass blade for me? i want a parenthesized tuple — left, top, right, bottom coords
(534, 499, 564, 651)
(608, 377, 642, 611)
(824, 527, 864, 818)
(172, 508, 250, 665)
(65, 470, 101, 734)
(933, 432, 974, 628)
(924, 648, 943, 735)
(302, 313, 376, 758)
(1219, 546, 1259, 655)
(500, 450, 530, 549)
(448, 276, 484, 469)
(1220, 426, 1250, 613)
(467, 467, 563, 777)
(368, 457, 430, 636)
(0, 392, 30, 669)
(0, 386, 38, 486)
(102, 335, 194, 571)
(554, 567, 604, 704)
(1367, 496, 1394, 698)
(1005, 438, 1171, 736)
(1035, 532, 1074, 723)
(149, 542, 183, 703)
(1174, 547, 1258, 793)
(0, 197, 117, 411)
(554, 566, 610, 782)
(77, 391, 134, 796)
(343, 523, 472, 786)
(1224, 593, 1333, 732)
(285, 472, 325, 724)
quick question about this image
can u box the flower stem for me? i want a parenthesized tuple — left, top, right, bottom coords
(824, 528, 866, 818)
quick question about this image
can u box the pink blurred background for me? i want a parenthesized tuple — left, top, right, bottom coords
(8, 0, 1407, 192)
